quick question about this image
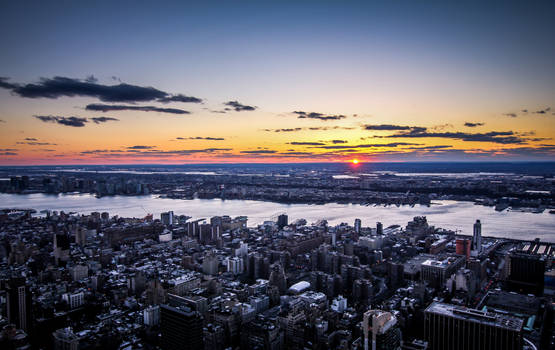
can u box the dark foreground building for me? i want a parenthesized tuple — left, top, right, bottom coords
(424, 302, 523, 350)
(160, 304, 203, 350)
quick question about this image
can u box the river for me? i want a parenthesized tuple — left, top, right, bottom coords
(1, 193, 553, 242)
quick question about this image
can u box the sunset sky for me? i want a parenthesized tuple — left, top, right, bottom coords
(1, 1, 554, 164)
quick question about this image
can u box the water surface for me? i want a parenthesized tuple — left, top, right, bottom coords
(2, 193, 553, 242)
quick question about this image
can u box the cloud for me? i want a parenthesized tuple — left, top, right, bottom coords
(16, 139, 57, 146)
(86, 103, 190, 114)
(293, 111, 347, 121)
(503, 107, 551, 117)
(223, 100, 256, 111)
(2, 76, 167, 102)
(85, 75, 98, 83)
(534, 107, 551, 114)
(503, 113, 517, 118)
(176, 137, 225, 141)
(264, 126, 354, 133)
(0, 77, 18, 89)
(363, 124, 415, 131)
(34, 115, 118, 127)
(0, 152, 17, 156)
(126, 145, 154, 150)
(464, 122, 484, 127)
(240, 150, 278, 154)
(91, 116, 119, 124)
(34, 115, 88, 127)
(157, 94, 203, 103)
(0, 76, 203, 105)
(310, 142, 420, 149)
(0, 119, 5, 123)
(288, 141, 326, 146)
(386, 128, 528, 144)
(330, 140, 347, 144)
(403, 145, 453, 150)
(80, 148, 233, 158)
(264, 128, 303, 133)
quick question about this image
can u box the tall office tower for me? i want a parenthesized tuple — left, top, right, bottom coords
(53, 233, 70, 266)
(508, 250, 546, 296)
(471, 219, 482, 253)
(74, 226, 87, 247)
(202, 250, 219, 276)
(424, 302, 523, 350)
(455, 238, 471, 259)
(277, 214, 288, 229)
(160, 304, 203, 350)
(268, 263, 287, 294)
(161, 211, 174, 226)
(376, 222, 383, 235)
(354, 218, 362, 234)
(362, 309, 401, 350)
(6, 277, 32, 331)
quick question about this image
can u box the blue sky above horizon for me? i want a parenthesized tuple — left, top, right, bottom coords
(0, 0, 554, 164)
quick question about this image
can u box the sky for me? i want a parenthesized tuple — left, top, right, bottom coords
(0, 0, 554, 164)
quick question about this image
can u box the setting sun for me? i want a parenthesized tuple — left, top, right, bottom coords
(352, 159, 359, 164)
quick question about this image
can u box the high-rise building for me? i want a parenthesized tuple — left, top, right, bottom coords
(376, 222, 383, 235)
(268, 263, 287, 294)
(507, 250, 546, 295)
(144, 305, 160, 326)
(63, 291, 84, 309)
(420, 255, 465, 289)
(362, 309, 401, 350)
(424, 302, 523, 350)
(277, 214, 288, 229)
(160, 304, 203, 350)
(455, 238, 471, 259)
(226, 256, 244, 275)
(161, 211, 174, 226)
(6, 277, 32, 331)
(54, 233, 70, 266)
(471, 219, 482, 253)
(354, 219, 362, 234)
(202, 251, 219, 276)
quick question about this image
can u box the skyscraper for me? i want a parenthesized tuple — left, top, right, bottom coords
(354, 218, 362, 234)
(277, 214, 288, 229)
(362, 309, 401, 350)
(161, 211, 174, 226)
(6, 277, 32, 331)
(376, 222, 383, 235)
(424, 302, 523, 350)
(471, 219, 482, 253)
(160, 304, 203, 350)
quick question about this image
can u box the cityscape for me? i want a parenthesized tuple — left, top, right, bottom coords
(1, 1, 554, 350)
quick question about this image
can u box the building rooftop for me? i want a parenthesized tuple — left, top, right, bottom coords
(425, 302, 523, 332)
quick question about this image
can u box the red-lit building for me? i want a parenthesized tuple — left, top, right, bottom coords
(456, 238, 471, 259)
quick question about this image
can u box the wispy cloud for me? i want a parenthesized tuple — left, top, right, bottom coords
(293, 111, 347, 121)
(176, 137, 225, 141)
(34, 115, 88, 127)
(86, 103, 190, 114)
(34, 115, 119, 127)
(0, 76, 203, 104)
(464, 122, 484, 127)
(224, 100, 256, 111)
(91, 116, 119, 124)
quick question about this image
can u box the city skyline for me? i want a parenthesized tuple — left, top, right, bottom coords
(1, 1, 554, 164)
